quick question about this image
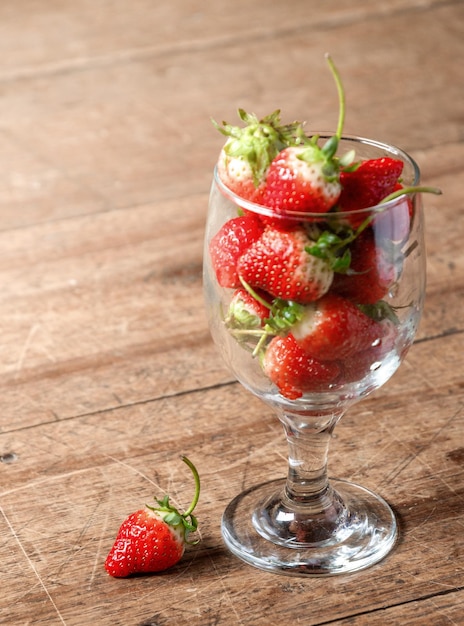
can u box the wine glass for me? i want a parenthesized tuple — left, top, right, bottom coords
(203, 135, 426, 576)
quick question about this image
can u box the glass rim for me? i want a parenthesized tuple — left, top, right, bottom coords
(214, 133, 421, 220)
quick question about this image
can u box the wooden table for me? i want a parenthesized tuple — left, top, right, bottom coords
(1, 1, 463, 624)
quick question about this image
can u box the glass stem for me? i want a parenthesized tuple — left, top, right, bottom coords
(280, 408, 342, 506)
(259, 407, 349, 546)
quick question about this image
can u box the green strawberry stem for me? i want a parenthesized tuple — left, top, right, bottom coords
(147, 455, 200, 541)
(319, 54, 348, 163)
(352, 185, 442, 240)
(239, 276, 272, 310)
(381, 185, 442, 203)
(327, 54, 345, 143)
(235, 277, 304, 357)
(180, 455, 201, 518)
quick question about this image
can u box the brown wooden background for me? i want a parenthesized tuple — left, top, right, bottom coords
(0, 1, 463, 624)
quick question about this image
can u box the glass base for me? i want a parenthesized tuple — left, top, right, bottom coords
(221, 478, 398, 576)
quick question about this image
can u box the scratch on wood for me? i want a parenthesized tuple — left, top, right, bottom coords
(13, 323, 40, 377)
(372, 404, 464, 491)
(349, 439, 398, 482)
(207, 554, 245, 625)
(0, 504, 68, 625)
(403, 358, 440, 391)
(136, 562, 203, 617)
(0, 466, 91, 498)
(408, 562, 462, 593)
(430, 608, 459, 626)
(104, 455, 187, 509)
(88, 495, 111, 590)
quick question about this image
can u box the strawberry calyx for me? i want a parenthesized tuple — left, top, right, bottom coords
(254, 298, 305, 358)
(225, 297, 265, 330)
(226, 278, 304, 357)
(305, 227, 353, 273)
(304, 212, 374, 275)
(239, 277, 304, 332)
(146, 456, 200, 544)
(212, 109, 305, 187)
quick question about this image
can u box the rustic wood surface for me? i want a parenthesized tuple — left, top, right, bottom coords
(0, 1, 463, 624)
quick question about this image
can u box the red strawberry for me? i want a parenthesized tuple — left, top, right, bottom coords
(214, 109, 304, 203)
(331, 229, 396, 305)
(105, 457, 200, 578)
(262, 334, 341, 399)
(263, 144, 342, 215)
(340, 318, 398, 383)
(237, 225, 334, 304)
(291, 294, 385, 361)
(217, 151, 267, 205)
(209, 214, 264, 288)
(373, 187, 411, 244)
(261, 56, 350, 216)
(338, 157, 404, 228)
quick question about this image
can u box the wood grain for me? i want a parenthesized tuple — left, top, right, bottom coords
(0, 1, 463, 625)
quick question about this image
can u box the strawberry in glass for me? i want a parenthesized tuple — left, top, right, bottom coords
(203, 53, 441, 577)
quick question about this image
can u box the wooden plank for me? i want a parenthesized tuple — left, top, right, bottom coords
(0, 138, 461, 428)
(330, 591, 464, 625)
(0, 0, 463, 623)
(1, 333, 462, 489)
(0, 4, 461, 228)
(0, 1, 450, 77)
(0, 331, 463, 625)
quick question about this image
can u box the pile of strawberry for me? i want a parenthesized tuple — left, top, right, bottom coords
(210, 132, 405, 398)
(209, 57, 441, 400)
(207, 58, 428, 400)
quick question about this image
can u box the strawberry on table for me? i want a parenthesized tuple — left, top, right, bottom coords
(237, 225, 334, 304)
(209, 214, 264, 288)
(262, 333, 341, 399)
(104, 456, 200, 578)
(291, 293, 385, 361)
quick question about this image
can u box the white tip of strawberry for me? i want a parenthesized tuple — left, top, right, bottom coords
(213, 109, 307, 194)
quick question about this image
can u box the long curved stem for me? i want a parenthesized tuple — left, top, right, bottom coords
(181, 455, 201, 517)
(325, 53, 345, 141)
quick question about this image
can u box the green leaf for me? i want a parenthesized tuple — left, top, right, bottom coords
(338, 149, 357, 168)
(264, 299, 304, 333)
(164, 511, 183, 526)
(305, 230, 352, 272)
(331, 248, 351, 272)
(321, 135, 339, 159)
(156, 495, 171, 510)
